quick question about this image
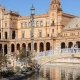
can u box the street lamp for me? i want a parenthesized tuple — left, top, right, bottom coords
(30, 5, 35, 53)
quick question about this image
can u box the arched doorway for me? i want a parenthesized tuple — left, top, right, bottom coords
(68, 42, 73, 48)
(28, 43, 31, 50)
(61, 42, 65, 49)
(17, 44, 20, 50)
(40, 42, 44, 52)
(34, 43, 37, 51)
(22, 43, 26, 49)
(4, 44, 7, 54)
(46, 42, 50, 51)
(0, 44, 2, 52)
(76, 41, 80, 48)
(11, 44, 15, 52)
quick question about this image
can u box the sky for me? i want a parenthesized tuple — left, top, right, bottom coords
(0, 0, 80, 16)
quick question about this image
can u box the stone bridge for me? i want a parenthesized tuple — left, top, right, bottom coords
(34, 48, 80, 65)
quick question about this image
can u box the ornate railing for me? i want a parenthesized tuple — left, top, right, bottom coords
(35, 48, 80, 59)
(61, 48, 80, 53)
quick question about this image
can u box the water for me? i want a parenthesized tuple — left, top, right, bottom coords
(22, 73, 48, 80)
(40, 64, 80, 80)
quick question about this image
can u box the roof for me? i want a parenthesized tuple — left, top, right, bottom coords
(63, 17, 80, 31)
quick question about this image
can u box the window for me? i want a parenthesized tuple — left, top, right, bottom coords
(5, 32, 7, 39)
(51, 21, 54, 26)
(36, 21, 39, 27)
(40, 21, 43, 27)
(21, 23, 23, 28)
(12, 31, 16, 39)
(46, 20, 50, 26)
(25, 22, 27, 28)
(22, 31, 25, 38)
(47, 34, 49, 37)
(5, 22, 7, 27)
(39, 30, 42, 37)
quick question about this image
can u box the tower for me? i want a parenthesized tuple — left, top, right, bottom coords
(50, 0, 62, 11)
(49, 0, 63, 36)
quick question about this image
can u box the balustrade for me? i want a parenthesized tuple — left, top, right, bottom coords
(35, 48, 80, 59)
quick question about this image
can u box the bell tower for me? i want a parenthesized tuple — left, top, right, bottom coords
(49, 0, 63, 37)
(50, 0, 62, 11)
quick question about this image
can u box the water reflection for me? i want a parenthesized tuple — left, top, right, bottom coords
(23, 73, 48, 80)
(22, 64, 80, 80)
(41, 64, 80, 80)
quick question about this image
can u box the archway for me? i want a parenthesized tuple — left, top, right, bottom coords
(17, 44, 20, 50)
(0, 44, 2, 52)
(11, 44, 15, 52)
(46, 42, 50, 51)
(4, 44, 7, 54)
(76, 41, 80, 48)
(28, 43, 31, 50)
(22, 43, 26, 49)
(40, 42, 44, 52)
(61, 42, 65, 49)
(34, 43, 37, 51)
(68, 42, 73, 48)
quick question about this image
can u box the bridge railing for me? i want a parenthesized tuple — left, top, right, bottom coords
(35, 48, 80, 59)
(61, 48, 80, 54)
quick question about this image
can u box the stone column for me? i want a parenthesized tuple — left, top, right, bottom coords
(37, 42, 39, 53)
(44, 41, 46, 51)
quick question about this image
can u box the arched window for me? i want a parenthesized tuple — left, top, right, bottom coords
(68, 42, 73, 48)
(12, 31, 16, 39)
(61, 42, 65, 49)
(5, 32, 7, 39)
(46, 42, 50, 50)
(11, 44, 15, 52)
(40, 42, 44, 52)
(51, 21, 54, 26)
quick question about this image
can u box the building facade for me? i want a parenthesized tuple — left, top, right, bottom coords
(0, 0, 77, 55)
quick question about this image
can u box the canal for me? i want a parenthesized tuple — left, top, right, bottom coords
(22, 65, 80, 80)
(22, 73, 49, 80)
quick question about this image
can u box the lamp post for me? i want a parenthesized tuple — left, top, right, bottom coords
(30, 5, 35, 53)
